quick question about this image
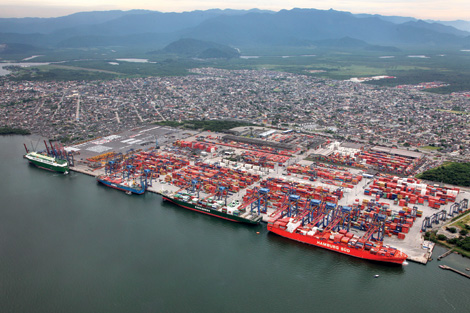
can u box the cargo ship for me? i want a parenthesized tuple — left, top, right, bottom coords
(267, 217, 407, 264)
(162, 192, 262, 225)
(97, 175, 146, 195)
(24, 152, 69, 174)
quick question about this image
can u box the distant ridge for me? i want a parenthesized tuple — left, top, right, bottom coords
(354, 13, 470, 33)
(434, 20, 470, 32)
(0, 8, 469, 52)
(401, 20, 470, 37)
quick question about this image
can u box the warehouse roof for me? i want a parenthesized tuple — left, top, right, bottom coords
(222, 134, 295, 150)
(371, 146, 423, 159)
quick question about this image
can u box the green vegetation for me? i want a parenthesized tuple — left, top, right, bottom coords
(424, 209, 470, 258)
(155, 120, 256, 132)
(447, 227, 457, 233)
(437, 234, 447, 241)
(417, 162, 470, 187)
(457, 237, 470, 252)
(0, 126, 31, 135)
(154, 121, 184, 128)
(424, 230, 470, 258)
(5, 47, 470, 94)
(212, 49, 470, 93)
(449, 209, 470, 229)
(10, 66, 119, 81)
(436, 109, 469, 115)
(59, 59, 198, 76)
(420, 145, 442, 151)
(156, 38, 240, 59)
(424, 231, 437, 242)
(8, 58, 200, 81)
(363, 69, 470, 94)
(209, 51, 468, 94)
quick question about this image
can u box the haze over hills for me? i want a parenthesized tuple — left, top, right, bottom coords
(0, 9, 272, 35)
(0, 8, 469, 54)
(354, 14, 470, 32)
(434, 20, 470, 32)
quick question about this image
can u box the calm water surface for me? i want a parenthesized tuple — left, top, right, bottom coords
(1, 135, 469, 312)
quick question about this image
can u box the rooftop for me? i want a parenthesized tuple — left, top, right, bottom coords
(371, 146, 424, 159)
(222, 134, 295, 150)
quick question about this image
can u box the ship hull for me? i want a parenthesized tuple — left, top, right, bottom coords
(97, 178, 145, 195)
(163, 195, 261, 225)
(268, 225, 407, 264)
(25, 154, 69, 173)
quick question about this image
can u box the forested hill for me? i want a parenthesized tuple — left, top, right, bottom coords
(151, 38, 240, 59)
(0, 8, 469, 51)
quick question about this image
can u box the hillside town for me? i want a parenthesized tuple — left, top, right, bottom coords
(1, 67, 469, 161)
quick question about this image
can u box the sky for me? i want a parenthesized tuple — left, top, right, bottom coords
(0, 0, 469, 21)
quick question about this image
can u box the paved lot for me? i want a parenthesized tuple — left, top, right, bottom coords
(66, 125, 197, 162)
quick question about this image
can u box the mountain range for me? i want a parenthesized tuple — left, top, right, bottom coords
(0, 8, 469, 54)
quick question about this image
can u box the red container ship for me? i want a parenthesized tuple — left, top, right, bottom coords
(267, 216, 407, 265)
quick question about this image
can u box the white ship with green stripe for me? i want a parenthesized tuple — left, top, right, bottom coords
(25, 152, 69, 174)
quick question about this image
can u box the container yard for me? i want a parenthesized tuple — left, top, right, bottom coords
(40, 125, 469, 265)
(358, 147, 426, 176)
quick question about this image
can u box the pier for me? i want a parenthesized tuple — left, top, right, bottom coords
(439, 265, 470, 279)
(405, 241, 435, 265)
(53, 124, 470, 266)
(437, 249, 454, 261)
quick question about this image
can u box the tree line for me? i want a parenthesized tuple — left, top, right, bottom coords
(417, 162, 470, 187)
(0, 126, 31, 135)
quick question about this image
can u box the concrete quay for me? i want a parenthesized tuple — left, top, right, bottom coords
(63, 125, 470, 265)
(70, 160, 440, 265)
